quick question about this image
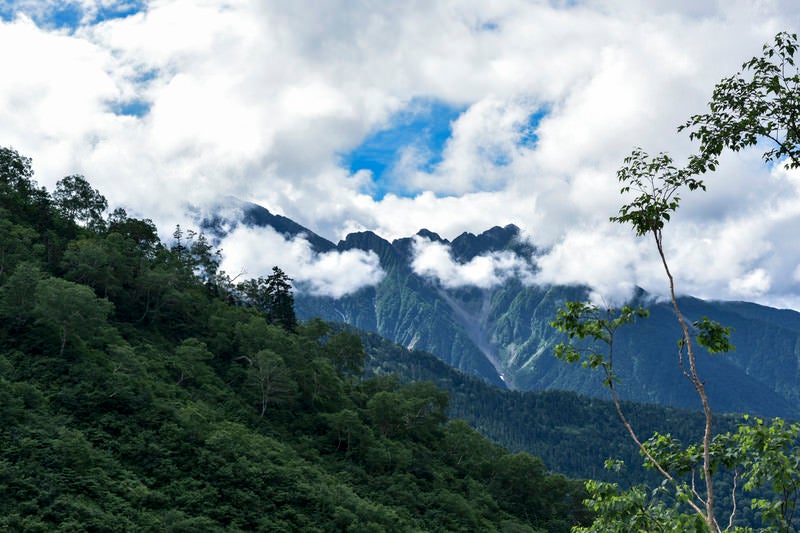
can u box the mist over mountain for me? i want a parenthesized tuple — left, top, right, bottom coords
(197, 197, 336, 254)
(211, 201, 800, 419)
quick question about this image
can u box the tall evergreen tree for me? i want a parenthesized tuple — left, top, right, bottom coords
(236, 266, 298, 332)
(265, 266, 297, 332)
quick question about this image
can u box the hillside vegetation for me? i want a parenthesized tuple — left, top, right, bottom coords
(0, 146, 590, 531)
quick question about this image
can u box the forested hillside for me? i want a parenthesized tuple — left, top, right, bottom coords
(0, 146, 590, 531)
(359, 331, 726, 482)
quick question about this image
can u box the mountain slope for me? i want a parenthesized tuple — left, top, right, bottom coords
(305, 229, 508, 387)
(359, 328, 742, 484)
(199, 196, 336, 253)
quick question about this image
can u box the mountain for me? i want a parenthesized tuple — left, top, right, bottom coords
(220, 201, 800, 419)
(0, 147, 776, 530)
(198, 196, 336, 253)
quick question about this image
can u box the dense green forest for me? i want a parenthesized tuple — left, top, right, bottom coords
(360, 331, 720, 482)
(0, 146, 590, 531)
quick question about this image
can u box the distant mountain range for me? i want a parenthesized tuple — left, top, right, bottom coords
(204, 200, 800, 419)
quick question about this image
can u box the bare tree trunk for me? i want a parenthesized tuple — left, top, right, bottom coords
(655, 231, 719, 533)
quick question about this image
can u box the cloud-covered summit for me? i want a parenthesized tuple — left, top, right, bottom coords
(411, 235, 536, 290)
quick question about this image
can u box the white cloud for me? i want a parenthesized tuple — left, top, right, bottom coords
(3, 1, 800, 308)
(411, 235, 535, 289)
(533, 226, 648, 306)
(218, 225, 385, 298)
(729, 269, 771, 298)
(406, 97, 537, 195)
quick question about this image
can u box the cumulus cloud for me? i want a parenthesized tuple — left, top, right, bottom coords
(532, 226, 648, 306)
(3, 1, 800, 308)
(219, 225, 384, 299)
(529, 156, 800, 309)
(411, 235, 535, 289)
(405, 97, 538, 195)
(729, 269, 771, 298)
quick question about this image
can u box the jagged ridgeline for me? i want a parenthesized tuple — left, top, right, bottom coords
(0, 147, 593, 531)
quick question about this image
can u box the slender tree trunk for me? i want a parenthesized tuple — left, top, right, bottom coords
(655, 232, 719, 532)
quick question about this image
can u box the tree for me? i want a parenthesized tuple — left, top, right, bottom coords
(553, 32, 800, 533)
(61, 234, 133, 299)
(171, 224, 186, 260)
(33, 277, 115, 357)
(107, 208, 161, 258)
(0, 217, 41, 281)
(323, 408, 372, 455)
(171, 338, 214, 387)
(0, 147, 53, 228)
(244, 349, 297, 416)
(323, 330, 367, 377)
(0, 147, 34, 192)
(169, 226, 223, 288)
(236, 266, 298, 332)
(188, 231, 222, 285)
(367, 381, 448, 441)
(53, 174, 108, 229)
(681, 31, 800, 171)
(0, 261, 46, 326)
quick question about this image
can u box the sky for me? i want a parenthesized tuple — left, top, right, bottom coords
(3, 0, 800, 309)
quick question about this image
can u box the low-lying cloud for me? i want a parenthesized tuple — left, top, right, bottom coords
(410, 235, 535, 289)
(531, 226, 646, 306)
(219, 226, 384, 299)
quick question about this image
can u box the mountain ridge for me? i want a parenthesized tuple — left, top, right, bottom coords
(215, 200, 800, 418)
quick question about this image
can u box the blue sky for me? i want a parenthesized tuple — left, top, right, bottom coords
(0, 0, 145, 29)
(107, 97, 150, 117)
(343, 98, 546, 200)
(343, 98, 466, 199)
